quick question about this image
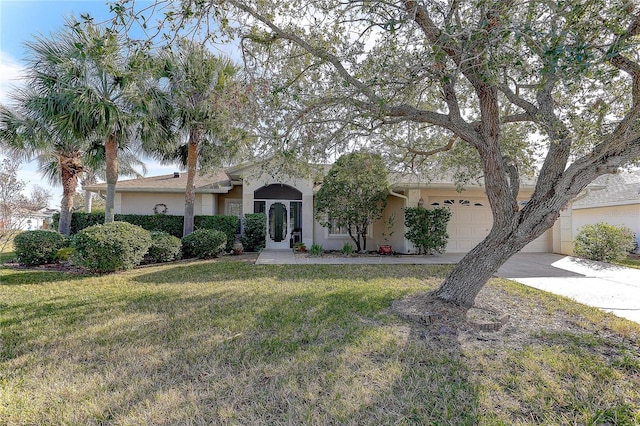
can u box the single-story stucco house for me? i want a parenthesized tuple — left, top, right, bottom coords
(82, 164, 639, 255)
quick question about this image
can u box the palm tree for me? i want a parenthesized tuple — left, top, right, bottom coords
(154, 40, 247, 236)
(19, 17, 168, 224)
(0, 19, 159, 233)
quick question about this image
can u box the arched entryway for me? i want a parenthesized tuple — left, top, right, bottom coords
(254, 184, 303, 249)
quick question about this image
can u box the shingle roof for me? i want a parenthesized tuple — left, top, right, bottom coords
(573, 170, 640, 209)
(83, 170, 233, 193)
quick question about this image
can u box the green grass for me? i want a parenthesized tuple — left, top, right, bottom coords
(1, 258, 639, 425)
(615, 257, 640, 269)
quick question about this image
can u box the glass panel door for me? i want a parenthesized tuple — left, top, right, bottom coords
(266, 201, 289, 248)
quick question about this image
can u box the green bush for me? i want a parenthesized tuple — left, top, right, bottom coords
(404, 207, 452, 254)
(181, 229, 227, 259)
(72, 222, 152, 273)
(341, 242, 354, 255)
(147, 231, 182, 263)
(13, 230, 66, 266)
(53, 212, 241, 241)
(310, 243, 323, 256)
(241, 213, 266, 252)
(195, 215, 239, 251)
(573, 222, 635, 263)
(55, 247, 75, 262)
(119, 214, 183, 237)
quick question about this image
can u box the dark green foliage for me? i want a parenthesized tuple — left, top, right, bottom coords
(241, 213, 266, 252)
(13, 230, 66, 266)
(314, 152, 389, 252)
(72, 222, 152, 273)
(573, 222, 636, 263)
(195, 215, 239, 250)
(118, 214, 183, 237)
(404, 207, 452, 254)
(147, 231, 182, 263)
(54, 212, 240, 243)
(181, 229, 227, 259)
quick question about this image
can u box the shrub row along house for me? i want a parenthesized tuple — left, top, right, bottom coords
(82, 163, 640, 255)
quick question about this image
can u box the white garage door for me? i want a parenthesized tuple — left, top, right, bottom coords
(428, 197, 550, 253)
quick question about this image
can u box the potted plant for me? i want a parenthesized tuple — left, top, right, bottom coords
(293, 242, 307, 252)
(378, 212, 395, 255)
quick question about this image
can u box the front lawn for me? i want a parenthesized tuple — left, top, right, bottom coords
(1, 257, 639, 424)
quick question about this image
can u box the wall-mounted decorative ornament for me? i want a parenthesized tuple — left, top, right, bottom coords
(153, 203, 168, 215)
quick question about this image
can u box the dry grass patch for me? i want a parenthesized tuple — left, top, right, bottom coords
(1, 259, 639, 425)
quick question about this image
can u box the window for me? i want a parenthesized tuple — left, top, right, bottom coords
(225, 199, 242, 216)
(326, 217, 371, 237)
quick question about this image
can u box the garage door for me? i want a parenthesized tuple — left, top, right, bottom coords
(428, 197, 550, 253)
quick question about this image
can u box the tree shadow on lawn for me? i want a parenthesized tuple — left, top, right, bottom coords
(131, 259, 454, 285)
(2, 276, 478, 424)
(0, 269, 90, 286)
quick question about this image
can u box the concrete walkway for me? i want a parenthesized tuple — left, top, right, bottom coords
(255, 249, 640, 324)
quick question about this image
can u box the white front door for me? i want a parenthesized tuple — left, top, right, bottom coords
(266, 201, 290, 249)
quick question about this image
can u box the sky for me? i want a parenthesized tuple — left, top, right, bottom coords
(0, 0, 181, 209)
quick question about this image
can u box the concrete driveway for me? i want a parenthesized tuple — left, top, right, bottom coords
(497, 254, 640, 324)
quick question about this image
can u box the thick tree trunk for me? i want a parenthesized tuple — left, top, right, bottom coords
(433, 231, 523, 307)
(183, 129, 200, 237)
(433, 200, 562, 307)
(57, 170, 79, 236)
(104, 134, 118, 223)
(57, 155, 83, 236)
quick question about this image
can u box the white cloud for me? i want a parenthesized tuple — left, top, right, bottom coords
(0, 51, 25, 105)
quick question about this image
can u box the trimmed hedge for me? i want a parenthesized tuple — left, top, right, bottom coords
(54, 212, 239, 243)
(181, 229, 227, 259)
(72, 222, 152, 273)
(241, 213, 266, 252)
(147, 231, 182, 263)
(195, 215, 239, 250)
(14, 230, 67, 266)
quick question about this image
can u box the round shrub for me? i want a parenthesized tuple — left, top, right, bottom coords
(573, 222, 635, 263)
(72, 222, 152, 273)
(13, 230, 66, 266)
(182, 229, 227, 259)
(147, 231, 182, 263)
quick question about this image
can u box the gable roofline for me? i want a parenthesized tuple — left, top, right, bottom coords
(83, 170, 234, 194)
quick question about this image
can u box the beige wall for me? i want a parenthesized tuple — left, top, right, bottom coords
(573, 205, 640, 247)
(242, 170, 315, 248)
(119, 192, 185, 215)
(117, 192, 220, 216)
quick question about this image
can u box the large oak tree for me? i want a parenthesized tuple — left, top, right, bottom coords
(116, 0, 640, 307)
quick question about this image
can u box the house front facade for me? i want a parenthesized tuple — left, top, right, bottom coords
(84, 163, 574, 254)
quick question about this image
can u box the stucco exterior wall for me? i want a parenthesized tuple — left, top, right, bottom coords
(118, 192, 219, 216)
(572, 205, 640, 246)
(241, 171, 315, 248)
(119, 192, 185, 215)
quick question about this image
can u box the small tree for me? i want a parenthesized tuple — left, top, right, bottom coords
(315, 152, 389, 252)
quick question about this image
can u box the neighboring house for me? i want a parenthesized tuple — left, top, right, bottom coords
(570, 170, 640, 249)
(83, 162, 566, 254)
(0, 208, 58, 231)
